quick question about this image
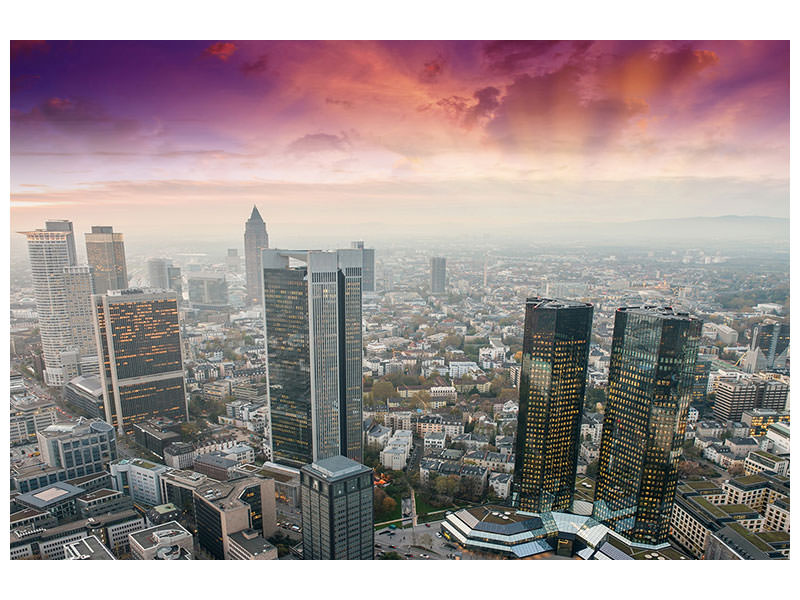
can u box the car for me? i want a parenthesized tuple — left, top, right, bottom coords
(435, 532, 442, 538)
(404, 553, 413, 558)
(425, 523, 430, 528)
(375, 544, 382, 548)
(389, 544, 397, 549)
(420, 553, 429, 559)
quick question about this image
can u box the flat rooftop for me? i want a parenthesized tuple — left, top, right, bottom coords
(17, 482, 85, 508)
(304, 455, 371, 481)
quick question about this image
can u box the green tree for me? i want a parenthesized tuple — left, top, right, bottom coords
(372, 381, 396, 402)
(379, 551, 403, 560)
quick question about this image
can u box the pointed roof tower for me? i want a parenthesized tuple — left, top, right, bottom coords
(249, 205, 264, 223)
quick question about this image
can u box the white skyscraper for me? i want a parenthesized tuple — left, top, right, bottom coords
(20, 222, 97, 386)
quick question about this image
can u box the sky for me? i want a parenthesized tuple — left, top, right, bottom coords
(9, 40, 790, 246)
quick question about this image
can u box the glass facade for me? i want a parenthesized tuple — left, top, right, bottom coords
(93, 290, 187, 434)
(512, 298, 593, 513)
(264, 267, 313, 467)
(85, 226, 128, 295)
(244, 205, 269, 305)
(263, 249, 364, 467)
(593, 306, 702, 545)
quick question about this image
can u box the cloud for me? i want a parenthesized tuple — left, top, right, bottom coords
(464, 86, 501, 127)
(419, 57, 445, 83)
(325, 97, 353, 109)
(204, 42, 237, 61)
(483, 40, 565, 73)
(11, 74, 41, 92)
(10, 40, 49, 60)
(241, 53, 269, 75)
(286, 133, 350, 156)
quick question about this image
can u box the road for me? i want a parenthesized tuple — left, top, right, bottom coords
(375, 520, 464, 560)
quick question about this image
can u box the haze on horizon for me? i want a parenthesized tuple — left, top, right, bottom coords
(10, 40, 789, 242)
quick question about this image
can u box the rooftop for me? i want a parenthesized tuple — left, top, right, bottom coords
(17, 482, 85, 508)
(228, 529, 277, 556)
(304, 455, 371, 481)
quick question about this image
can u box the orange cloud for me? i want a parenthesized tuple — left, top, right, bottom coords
(204, 41, 237, 61)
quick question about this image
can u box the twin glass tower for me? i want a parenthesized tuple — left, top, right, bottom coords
(261, 249, 364, 468)
(513, 299, 701, 545)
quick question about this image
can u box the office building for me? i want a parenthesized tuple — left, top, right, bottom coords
(262, 249, 363, 467)
(37, 419, 117, 481)
(85, 226, 128, 294)
(692, 355, 712, 403)
(193, 477, 277, 559)
(300, 455, 374, 560)
(741, 409, 790, 437)
(228, 529, 278, 560)
(159, 469, 208, 516)
(512, 298, 593, 513)
(129, 521, 194, 559)
(188, 273, 229, 310)
(92, 288, 188, 435)
(19, 220, 96, 386)
(63, 375, 105, 419)
(109, 458, 169, 506)
(10, 394, 59, 445)
(64, 535, 117, 560)
(753, 320, 790, 370)
(713, 377, 788, 422)
(226, 248, 240, 272)
(593, 306, 702, 545)
(146, 258, 183, 301)
(351, 241, 375, 292)
(430, 256, 446, 294)
(16, 482, 85, 523)
(244, 205, 269, 305)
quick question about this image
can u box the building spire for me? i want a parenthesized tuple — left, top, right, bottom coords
(249, 205, 264, 223)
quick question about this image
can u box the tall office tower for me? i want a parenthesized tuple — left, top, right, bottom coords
(244, 205, 269, 305)
(350, 241, 375, 292)
(44, 219, 77, 265)
(593, 306, 702, 545)
(692, 355, 712, 403)
(512, 298, 593, 513)
(300, 456, 374, 560)
(85, 226, 128, 294)
(146, 258, 183, 302)
(19, 222, 96, 386)
(262, 249, 363, 467)
(753, 320, 790, 369)
(187, 273, 229, 310)
(430, 256, 446, 294)
(92, 289, 188, 435)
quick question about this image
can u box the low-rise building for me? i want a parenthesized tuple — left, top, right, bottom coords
(228, 529, 278, 560)
(64, 535, 116, 560)
(129, 520, 194, 560)
(424, 431, 446, 451)
(488, 472, 512, 499)
(163, 442, 196, 469)
(109, 458, 169, 506)
(743, 450, 789, 476)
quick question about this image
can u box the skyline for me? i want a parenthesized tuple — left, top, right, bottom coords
(10, 40, 790, 241)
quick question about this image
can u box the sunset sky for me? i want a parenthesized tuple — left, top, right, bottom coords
(9, 40, 790, 244)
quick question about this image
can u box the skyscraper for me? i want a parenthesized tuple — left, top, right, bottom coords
(300, 455, 374, 560)
(262, 249, 363, 467)
(753, 320, 789, 369)
(244, 206, 269, 306)
(351, 241, 375, 292)
(430, 256, 446, 294)
(92, 288, 188, 435)
(85, 226, 128, 294)
(19, 221, 96, 386)
(593, 306, 702, 545)
(512, 298, 593, 513)
(146, 258, 183, 302)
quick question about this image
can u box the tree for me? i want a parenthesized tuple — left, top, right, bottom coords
(586, 460, 599, 477)
(372, 381, 396, 402)
(379, 551, 403, 560)
(434, 475, 460, 498)
(410, 391, 430, 410)
(381, 496, 397, 515)
(728, 463, 745, 477)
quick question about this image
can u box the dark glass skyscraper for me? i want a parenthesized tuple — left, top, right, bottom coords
(244, 205, 269, 306)
(92, 288, 188, 434)
(512, 297, 593, 513)
(754, 320, 789, 369)
(300, 456, 374, 560)
(85, 226, 128, 295)
(593, 306, 702, 545)
(262, 249, 363, 468)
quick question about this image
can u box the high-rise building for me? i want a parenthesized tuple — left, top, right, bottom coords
(37, 419, 117, 480)
(753, 320, 789, 369)
(92, 289, 188, 435)
(226, 248, 240, 272)
(593, 306, 702, 545)
(187, 273, 229, 310)
(351, 241, 375, 292)
(300, 455, 374, 560)
(244, 205, 269, 306)
(262, 249, 363, 467)
(85, 226, 128, 294)
(713, 377, 788, 422)
(19, 221, 96, 386)
(512, 298, 593, 513)
(430, 256, 446, 294)
(146, 258, 183, 302)
(692, 355, 713, 404)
